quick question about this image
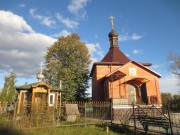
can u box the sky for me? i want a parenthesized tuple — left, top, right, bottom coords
(0, 0, 180, 95)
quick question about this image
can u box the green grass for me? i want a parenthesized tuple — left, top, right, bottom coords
(0, 124, 145, 135)
(0, 115, 140, 135)
(24, 125, 120, 135)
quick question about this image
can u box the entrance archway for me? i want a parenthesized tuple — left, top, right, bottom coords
(34, 93, 47, 105)
(122, 77, 149, 104)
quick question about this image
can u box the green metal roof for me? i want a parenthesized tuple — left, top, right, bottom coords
(15, 82, 38, 90)
(15, 82, 61, 91)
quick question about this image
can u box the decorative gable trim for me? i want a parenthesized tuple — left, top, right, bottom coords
(32, 80, 51, 89)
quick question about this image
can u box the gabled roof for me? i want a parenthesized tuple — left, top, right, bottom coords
(101, 47, 130, 64)
(16, 81, 60, 91)
(101, 60, 160, 84)
(105, 67, 150, 85)
(16, 82, 38, 90)
(117, 60, 162, 78)
(32, 81, 51, 89)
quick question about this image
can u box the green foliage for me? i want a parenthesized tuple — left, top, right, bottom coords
(161, 93, 172, 106)
(44, 34, 91, 101)
(161, 92, 180, 111)
(0, 72, 17, 102)
(171, 94, 180, 111)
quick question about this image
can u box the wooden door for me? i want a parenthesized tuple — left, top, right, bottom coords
(34, 93, 47, 105)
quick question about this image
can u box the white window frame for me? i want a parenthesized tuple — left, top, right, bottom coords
(49, 93, 55, 106)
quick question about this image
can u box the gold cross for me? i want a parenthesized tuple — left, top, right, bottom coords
(109, 16, 115, 30)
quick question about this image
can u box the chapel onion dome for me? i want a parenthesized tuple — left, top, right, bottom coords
(108, 30, 118, 38)
(37, 72, 45, 82)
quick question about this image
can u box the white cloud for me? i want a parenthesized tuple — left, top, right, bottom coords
(0, 10, 56, 77)
(52, 30, 71, 38)
(86, 43, 104, 68)
(97, 51, 104, 59)
(133, 49, 142, 54)
(90, 57, 98, 63)
(89, 57, 98, 69)
(119, 33, 143, 41)
(68, 0, 89, 14)
(159, 74, 180, 95)
(0, 10, 34, 33)
(125, 53, 130, 57)
(119, 34, 129, 41)
(42, 17, 55, 26)
(0, 10, 102, 79)
(131, 33, 142, 40)
(19, 4, 25, 8)
(56, 13, 79, 29)
(29, 8, 42, 19)
(29, 8, 56, 27)
(133, 50, 138, 54)
(151, 64, 163, 69)
(86, 43, 100, 56)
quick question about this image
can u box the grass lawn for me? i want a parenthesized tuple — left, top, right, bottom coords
(24, 125, 121, 135)
(0, 125, 134, 135)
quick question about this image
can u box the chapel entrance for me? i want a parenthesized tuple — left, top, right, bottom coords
(128, 85, 137, 104)
(34, 93, 47, 105)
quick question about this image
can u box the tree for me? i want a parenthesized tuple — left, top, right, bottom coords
(161, 93, 180, 111)
(161, 93, 172, 106)
(168, 52, 180, 78)
(171, 94, 180, 111)
(0, 72, 17, 102)
(44, 34, 91, 101)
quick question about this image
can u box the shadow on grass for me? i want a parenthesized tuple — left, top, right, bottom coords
(110, 124, 135, 135)
(99, 123, 149, 135)
(0, 126, 23, 135)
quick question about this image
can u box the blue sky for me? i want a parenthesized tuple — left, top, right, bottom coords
(0, 0, 179, 94)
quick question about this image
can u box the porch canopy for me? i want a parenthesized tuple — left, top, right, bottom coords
(121, 77, 149, 86)
(105, 68, 149, 86)
(105, 69, 126, 82)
